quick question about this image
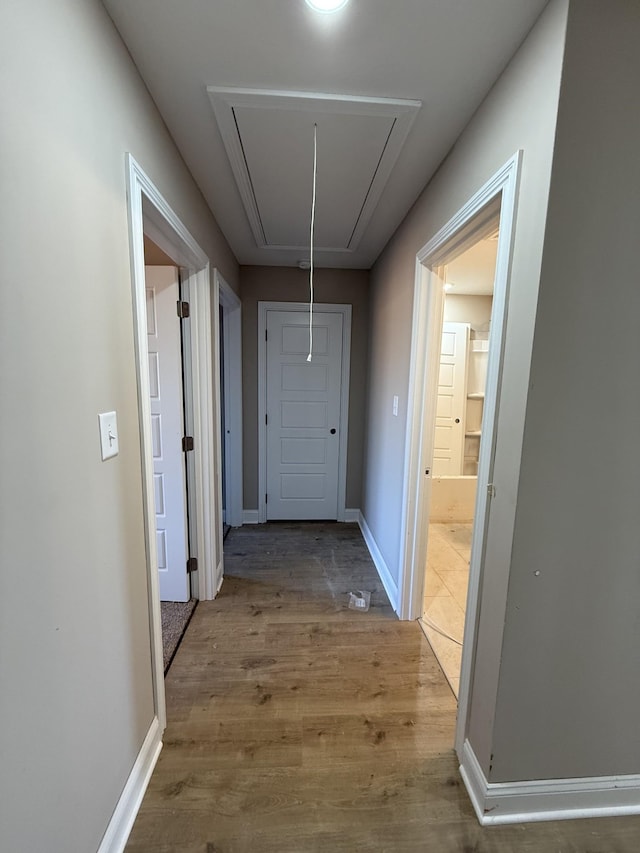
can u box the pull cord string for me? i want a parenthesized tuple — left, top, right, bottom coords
(307, 123, 317, 363)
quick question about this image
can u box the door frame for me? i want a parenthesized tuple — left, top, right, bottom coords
(216, 270, 244, 528)
(126, 154, 221, 729)
(257, 301, 352, 523)
(397, 151, 522, 757)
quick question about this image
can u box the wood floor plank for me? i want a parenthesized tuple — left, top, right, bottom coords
(126, 522, 640, 852)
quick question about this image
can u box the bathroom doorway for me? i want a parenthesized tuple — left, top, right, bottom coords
(420, 223, 498, 697)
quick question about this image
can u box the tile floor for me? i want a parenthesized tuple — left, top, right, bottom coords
(420, 523, 472, 698)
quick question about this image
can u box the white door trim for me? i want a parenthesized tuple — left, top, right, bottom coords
(258, 301, 351, 523)
(216, 270, 244, 528)
(126, 154, 221, 730)
(397, 151, 522, 760)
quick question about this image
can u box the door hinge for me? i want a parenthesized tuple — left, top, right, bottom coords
(265, 413, 268, 426)
(182, 435, 194, 452)
(177, 300, 190, 319)
(186, 556, 198, 574)
(265, 329, 268, 341)
(265, 493, 268, 504)
(487, 483, 496, 499)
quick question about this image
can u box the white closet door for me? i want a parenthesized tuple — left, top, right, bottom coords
(433, 321, 469, 476)
(146, 266, 189, 602)
(265, 309, 343, 520)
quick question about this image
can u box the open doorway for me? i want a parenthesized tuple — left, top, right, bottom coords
(419, 226, 498, 697)
(126, 154, 222, 730)
(399, 151, 521, 760)
(143, 236, 197, 672)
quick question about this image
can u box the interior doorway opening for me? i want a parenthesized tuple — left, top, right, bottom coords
(143, 237, 197, 672)
(419, 224, 499, 697)
(398, 151, 522, 762)
(126, 154, 222, 729)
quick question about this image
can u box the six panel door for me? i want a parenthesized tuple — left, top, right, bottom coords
(433, 321, 469, 476)
(146, 266, 190, 601)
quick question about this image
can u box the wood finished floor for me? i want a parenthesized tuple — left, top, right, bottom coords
(126, 522, 640, 852)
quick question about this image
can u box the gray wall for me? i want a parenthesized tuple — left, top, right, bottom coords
(490, 0, 640, 782)
(0, 1, 238, 850)
(362, 0, 569, 774)
(240, 266, 369, 511)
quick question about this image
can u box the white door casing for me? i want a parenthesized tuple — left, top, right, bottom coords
(126, 154, 220, 745)
(145, 266, 190, 602)
(398, 152, 522, 770)
(258, 301, 351, 523)
(266, 310, 343, 520)
(433, 322, 469, 476)
(216, 270, 243, 528)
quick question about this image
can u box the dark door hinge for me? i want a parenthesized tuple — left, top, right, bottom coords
(177, 300, 190, 319)
(182, 435, 194, 452)
(265, 413, 268, 425)
(186, 556, 198, 574)
(265, 493, 268, 504)
(265, 329, 268, 341)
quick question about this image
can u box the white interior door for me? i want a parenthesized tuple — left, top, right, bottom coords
(433, 321, 469, 476)
(266, 309, 343, 520)
(146, 266, 190, 602)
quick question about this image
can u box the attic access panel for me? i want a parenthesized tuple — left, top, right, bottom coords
(233, 108, 394, 249)
(207, 88, 421, 255)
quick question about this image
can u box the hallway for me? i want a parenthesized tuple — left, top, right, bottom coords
(126, 524, 640, 852)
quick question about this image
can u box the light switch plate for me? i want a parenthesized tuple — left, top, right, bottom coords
(98, 411, 119, 460)
(392, 395, 399, 417)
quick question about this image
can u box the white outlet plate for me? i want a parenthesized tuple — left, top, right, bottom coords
(98, 411, 119, 460)
(392, 395, 399, 417)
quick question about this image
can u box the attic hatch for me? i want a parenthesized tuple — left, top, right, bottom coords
(207, 87, 421, 255)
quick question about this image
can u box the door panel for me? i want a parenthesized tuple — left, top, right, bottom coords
(433, 321, 469, 476)
(281, 437, 326, 464)
(146, 266, 190, 602)
(266, 309, 343, 520)
(282, 363, 328, 391)
(281, 400, 328, 428)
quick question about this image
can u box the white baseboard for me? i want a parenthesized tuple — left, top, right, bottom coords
(98, 716, 163, 852)
(244, 508, 360, 525)
(357, 512, 399, 611)
(460, 738, 640, 825)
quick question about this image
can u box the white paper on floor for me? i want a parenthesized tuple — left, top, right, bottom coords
(348, 590, 371, 612)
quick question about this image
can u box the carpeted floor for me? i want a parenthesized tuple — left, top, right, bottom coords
(160, 599, 197, 673)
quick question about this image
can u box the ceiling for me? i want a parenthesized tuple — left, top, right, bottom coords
(144, 235, 175, 266)
(102, 0, 549, 269)
(445, 234, 499, 296)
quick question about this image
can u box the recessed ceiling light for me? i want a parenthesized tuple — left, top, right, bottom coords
(305, 0, 350, 13)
